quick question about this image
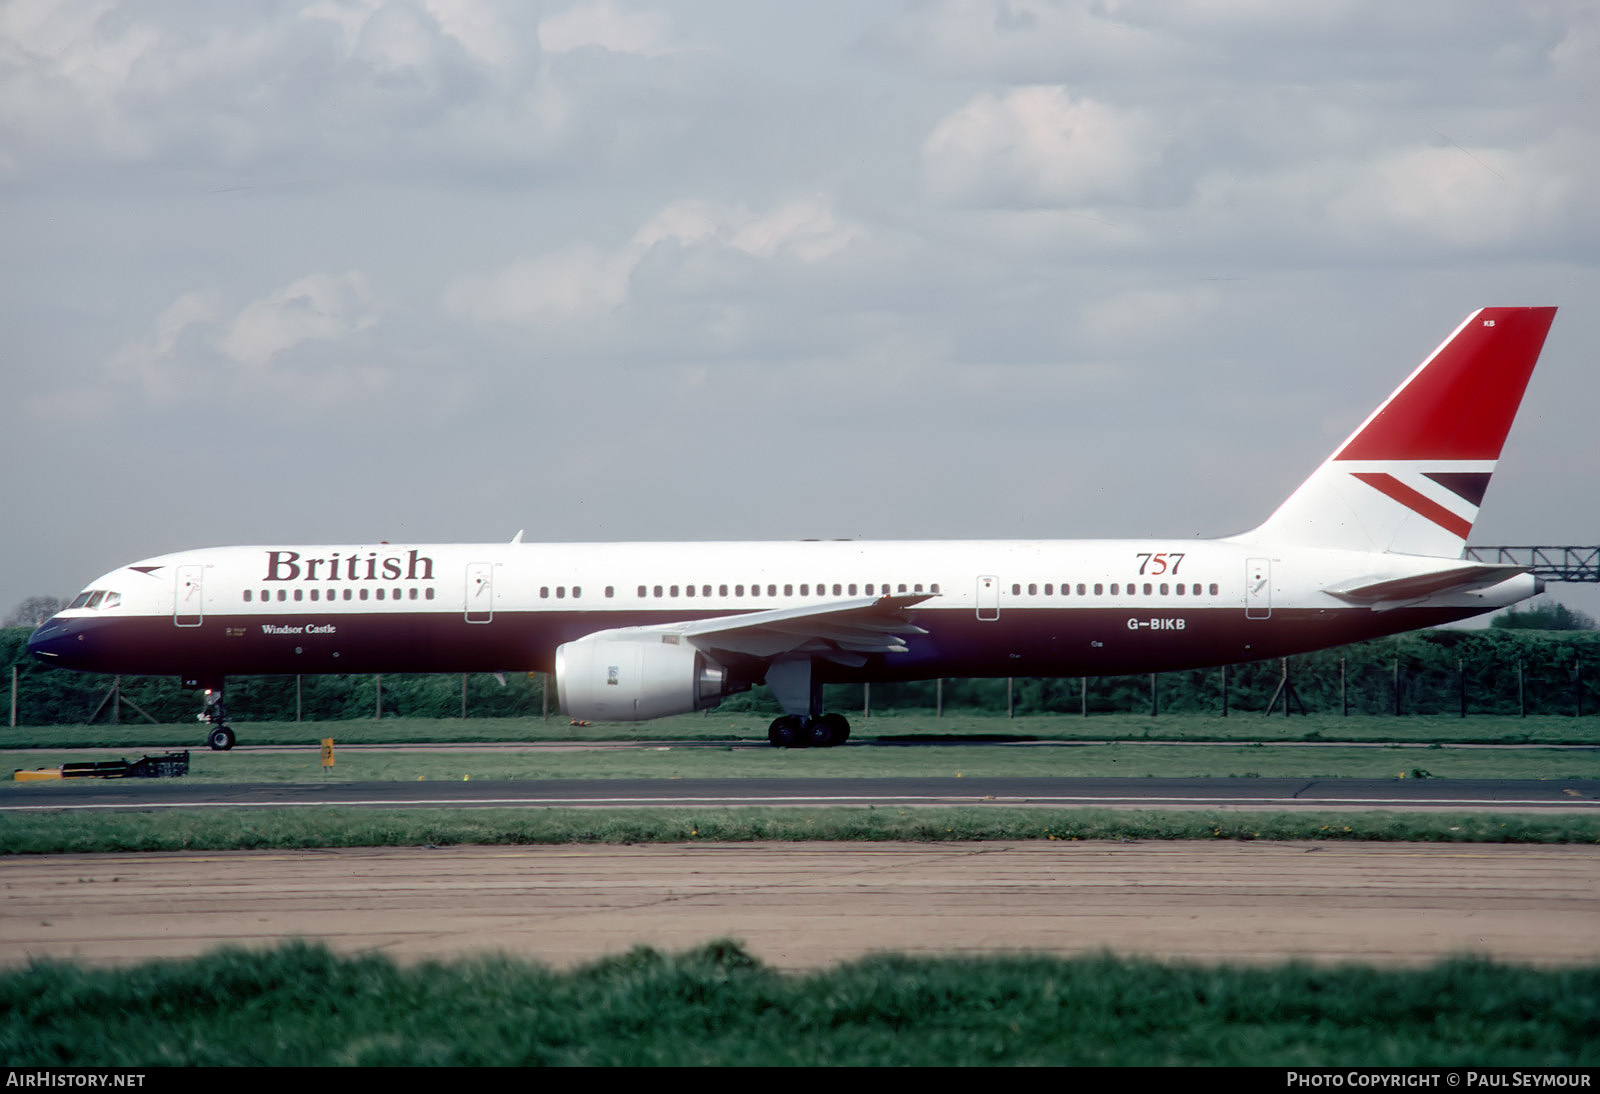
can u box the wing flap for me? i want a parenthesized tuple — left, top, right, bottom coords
(676, 593, 933, 661)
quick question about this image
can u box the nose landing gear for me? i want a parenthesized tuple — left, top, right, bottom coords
(198, 687, 236, 751)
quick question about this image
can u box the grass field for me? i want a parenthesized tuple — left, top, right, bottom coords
(7, 710, 1598, 750)
(7, 739, 1600, 784)
(6, 713, 1597, 853)
(3, 805, 1595, 855)
(5, 941, 1596, 1065)
(7, 714, 1596, 1067)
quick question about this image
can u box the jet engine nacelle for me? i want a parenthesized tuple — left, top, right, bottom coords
(555, 628, 747, 722)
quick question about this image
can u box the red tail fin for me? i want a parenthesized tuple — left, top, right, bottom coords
(1244, 307, 1557, 557)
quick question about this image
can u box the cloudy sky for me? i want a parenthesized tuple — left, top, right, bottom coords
(3, 0, 1597, 622)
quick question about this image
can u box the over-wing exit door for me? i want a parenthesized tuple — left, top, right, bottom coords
(977, 575, 999, 621)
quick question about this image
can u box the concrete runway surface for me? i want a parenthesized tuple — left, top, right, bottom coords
(3, 841, 1596, 971)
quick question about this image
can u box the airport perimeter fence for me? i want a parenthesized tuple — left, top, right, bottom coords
(3, 626, 1598, 727)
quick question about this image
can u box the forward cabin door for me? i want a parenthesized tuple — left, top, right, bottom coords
(465, 562, 494, 624)
(1245, 558, 1272, 620)
(174, 565, 203, 627)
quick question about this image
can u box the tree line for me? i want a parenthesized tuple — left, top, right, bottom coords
(4, 624, 1597, 725)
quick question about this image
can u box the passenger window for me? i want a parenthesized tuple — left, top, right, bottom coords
(243, 590, 252, 603)
(931, 583, 940, 594)
(556, 587, 566, 599)
(865, 584, 874, 595)
(685, 584, 695, 597)
(898, 584, 907, 594)
(1159, 583, 1168, 596)
(540, 587, 550, 599)
(409, 588, 418, 600)
(735, 585, 745, 597)
(297, 589, 307, 601)
(278, 590, 288, 602)
(1110, 584, 1119, 595)
(425, 588, 434, 600)
(1093, 584, 1103, 595)
(637, 585, 646, 598)
(768, 584, 777, 597)
(784, 584, 793, 597)
(848, 584, 857, 595)
(671, 585, 680, 597)
(702, 585, 710, 597)
(1028, 584, 1037, 596)
(1044, 584, 1053, 596)
(1175, 583, 1184, 595)
(719, 585, 728, 597)
(654, 586, 663, 598)
(1077, 584, 1086, 596)
(1208, 583, 1218, 595)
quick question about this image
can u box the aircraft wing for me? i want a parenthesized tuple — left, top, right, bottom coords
(1324, 564, 1529, 607)
(674, 593, 934, 667)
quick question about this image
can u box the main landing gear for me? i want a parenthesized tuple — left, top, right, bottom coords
(197, 686, 236, 751)
(768, 712, 851, 749)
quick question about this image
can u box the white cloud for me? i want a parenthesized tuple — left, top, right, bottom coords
(445, 245, 634, 325)
(538, 1, 678, 57)
(0, 0, 557, 178)
(98, 272, 384, 408)
(106, 290, 224, 401)
(215, 272, 382, 370)
(922, 87, 1164, 208)
(447, 195, 862, 328)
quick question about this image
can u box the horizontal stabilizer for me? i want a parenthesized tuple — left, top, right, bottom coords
(1325, 564, 1528, 605)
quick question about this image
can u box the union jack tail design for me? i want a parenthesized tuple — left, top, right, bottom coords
(1248, 307, 1557, 557)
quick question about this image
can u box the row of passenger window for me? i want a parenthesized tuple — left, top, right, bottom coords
(245, 587, 437, 603)
(1010, 582, 1220, 597)
(538, 582, 939, 600)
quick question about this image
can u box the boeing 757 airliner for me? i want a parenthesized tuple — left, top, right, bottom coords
(29, 307, 1558, 749)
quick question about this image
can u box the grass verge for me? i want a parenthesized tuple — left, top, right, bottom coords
(5, 940, 1595, 1065)
(3, 806, 1596, 854)
(7, 741, 1600, 783)
(8, 711, 1599, 750)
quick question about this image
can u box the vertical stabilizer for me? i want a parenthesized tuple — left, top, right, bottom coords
(1244, 307, 1557, 557)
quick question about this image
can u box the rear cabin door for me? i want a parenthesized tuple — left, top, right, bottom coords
(465, 563, 494, 624)
(1245, 558, 1272, 620)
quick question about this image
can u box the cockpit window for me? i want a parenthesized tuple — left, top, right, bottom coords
(66, 590, 121, 610)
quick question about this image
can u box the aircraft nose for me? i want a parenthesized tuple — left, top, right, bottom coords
(27, 616, 80, 664)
